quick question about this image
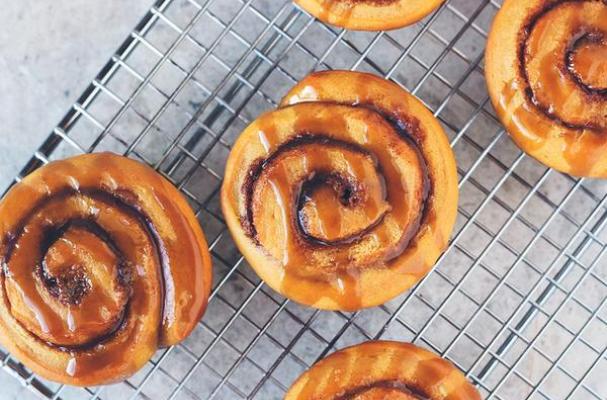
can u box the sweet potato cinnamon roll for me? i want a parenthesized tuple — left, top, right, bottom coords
(221, 71, 458, 311)
(294, 0, 445, 31)
(0, 153, 212, 386)
(486, 0, 607, 177)
(285, 341, 481, 400)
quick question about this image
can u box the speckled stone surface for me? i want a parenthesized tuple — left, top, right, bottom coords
(0, 0, 153, 194)
(0, 1, 153, 396)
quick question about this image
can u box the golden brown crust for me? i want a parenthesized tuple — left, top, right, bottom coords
(285, 341, 481, 400)
(486, 0, 607, 177)
(221, 71, 458, 311)
(0, 153, 212, 386)
(294, 0, 445, 31)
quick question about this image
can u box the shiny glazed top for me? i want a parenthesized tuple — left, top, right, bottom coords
(0, 153, 212, 386)
(293, 0, 445, 31)
(222, 71, 458, 311)
(285, 341, 481, 400)
(486, 0, 607, 177)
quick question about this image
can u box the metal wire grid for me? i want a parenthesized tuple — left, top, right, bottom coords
(1, 0, 607, 398)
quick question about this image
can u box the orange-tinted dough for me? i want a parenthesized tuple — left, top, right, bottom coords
(221, 71, 458, 311)
(486, 0, 607, 177)
(295, 0, 445, 31)
(285, 341, 481, 400)
(0, 153, 213, 386)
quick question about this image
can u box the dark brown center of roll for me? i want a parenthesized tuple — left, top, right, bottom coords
(567, 31, 607, 93)
(297, 170, 386, 245)
(38, 220, 129, 307)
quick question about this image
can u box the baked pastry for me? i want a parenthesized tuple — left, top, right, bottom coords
(221, 71, 458, 311)
(294, 0, 445, 31)
(0, 153, 213, 386)
(486, 0, 607, 177)
(285, 341, 481, 399)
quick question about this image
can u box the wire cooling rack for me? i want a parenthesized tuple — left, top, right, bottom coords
(2, 0, 607, 399)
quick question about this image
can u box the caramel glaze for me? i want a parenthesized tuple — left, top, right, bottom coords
(242, 132, 428, 248)
(241, 106, 429, 310)
(1, 188, 166, 350)
(222, 70, 458, 311)
(317, 0, 400, 22)
(489, 0, 607, 177)
(566, 31, 607, 95)
(0, 153, 212, 386)
(294, 0, 445, 31)
(297, 170, 386, 246)
(517, 0, 607, 131)
(284, 341, 481, 400)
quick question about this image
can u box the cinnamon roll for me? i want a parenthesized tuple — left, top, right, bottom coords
(221, 71, 458, 311)
(486, 0, 607, 177)
(294, 0, 445, 31)
(285, 341, 481, 400)
(0, 153, 213, 386)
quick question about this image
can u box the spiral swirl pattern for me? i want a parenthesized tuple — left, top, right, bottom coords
(285, 341, 481, 400)
(222, 71, 458, 311)
(0, 153, 212, 386)
(486, 0, 607, 177)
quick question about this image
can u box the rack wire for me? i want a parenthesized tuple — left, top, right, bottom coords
(2, 0, 607, 398)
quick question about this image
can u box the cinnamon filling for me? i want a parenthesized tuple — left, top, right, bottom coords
(297, 170, 387, 246)
(243, 135, 394, 247)
(517, 0, 607, 131)
(241, 113, 430, 256)
(567, 31, 607, 94)
(1, 188, 168, 351)
(241, 122, 430, 269)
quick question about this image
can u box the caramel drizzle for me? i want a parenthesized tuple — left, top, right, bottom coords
(518, 0, 607, 131)
(243, 135, 389, 246)
(241, 107, 431, 259)
(334, 380, 431, 400)
(0, 188, 169, 352)
(37, 219, 129, 306)
(297, 170, 388, 246)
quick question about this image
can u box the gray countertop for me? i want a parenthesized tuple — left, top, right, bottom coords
(0, 0, 153, 193)
(0, 0, 153, 395)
